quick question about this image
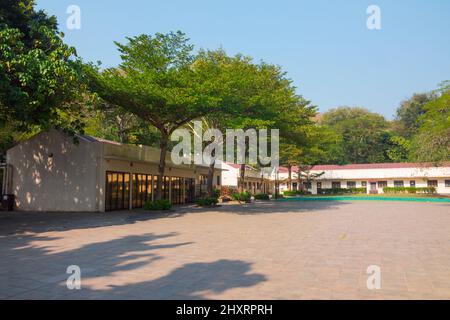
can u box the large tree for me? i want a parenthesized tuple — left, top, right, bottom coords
(394, 93, 436, 138)
(409, 86, 450, 163)
(319, 107, 390, 164)
(86, 32, 227, 200)
(192, 49, 316, 194)
(0, 0, 83, 134)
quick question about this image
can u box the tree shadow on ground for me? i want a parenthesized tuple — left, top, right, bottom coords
(0, 229, 266, 299)
(214, 200, 352, 215)
(0, 201, 349, 235)
(78, 259, 266, 300)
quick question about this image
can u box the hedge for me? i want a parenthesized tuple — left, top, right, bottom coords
(144, 199, 172, 210)
(196, 197, 219, 207)
(283, 190, 312, 196)
(319, 188, 367, 195)
(254, 193, 270, 200)
(231, 191, 252, 202)
(383, 187, 436, 194)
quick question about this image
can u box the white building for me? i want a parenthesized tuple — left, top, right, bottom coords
(219, 162, 275, 194)
(276, 163, 450, 195)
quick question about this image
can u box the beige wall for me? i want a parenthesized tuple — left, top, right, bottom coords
(6, 130, 222, 212)
(6, 129, 102, 212)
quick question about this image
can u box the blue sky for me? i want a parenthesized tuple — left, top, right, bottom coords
(37, 0, 450, 118)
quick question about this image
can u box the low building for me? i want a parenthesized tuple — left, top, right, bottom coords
(4, 129, 222, 212)
(277, 163, 450, 195)
(220, 162, 275, 194)
(4, 129, 450, 212)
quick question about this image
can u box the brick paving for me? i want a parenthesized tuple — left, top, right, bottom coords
(0, 200, 449, 299)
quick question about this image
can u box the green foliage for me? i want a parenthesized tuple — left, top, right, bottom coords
(283, 190, 298, 196)
(254, 193, 270, 200)
(319, 188, 367, 195)
(395, 93, 436, 138)
(408, 90, 450, 162)
(0, 0, 84, 131)
(211, 189, 221, 199)
(231, 191, 252, 202)
(283, 190, 313, 196)
(196, 197, 219, 207)
(386, 135, 411, 162)
(143, 199, 172, 210)
(383, 187, 436, 194)
(319, 107, 390, 164)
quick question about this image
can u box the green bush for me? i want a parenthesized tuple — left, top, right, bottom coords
(383, 187, 436, 194)
(196, 197, 219, 207)
(231, 191, 252, 202)
(254, 193, 270, 200)
(319, 188, 366, 195)
(144, 199, 172, 210)
(283, 190, 313, 196)
(211, 189, 221, 198)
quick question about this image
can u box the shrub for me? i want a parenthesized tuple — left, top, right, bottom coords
(348, 188, 367, 194)
(211, 189, 221, 198)
(283, 190, 313, 196)
(144, 199, 172, 211)
(254, 193, 270, 200)
(383, 187, 436, 194)
(231, 191, 252, 202)
(296, 189, 312, 195)
(283, 190, 298, 197)
(419, 187, 436, 194)
(320, 188, 366, 195)
(196, 197, 219, 207)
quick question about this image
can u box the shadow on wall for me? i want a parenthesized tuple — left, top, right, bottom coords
(7, 130, 100, 212)
(0, 231, 266, 299)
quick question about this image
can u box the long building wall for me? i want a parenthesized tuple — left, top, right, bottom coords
(6, 129, 101, 212)
(278, 167, 450, 194)
(6, 129, 222, 212)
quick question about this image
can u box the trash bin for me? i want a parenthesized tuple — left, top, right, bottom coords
(2, 194, 15, 211)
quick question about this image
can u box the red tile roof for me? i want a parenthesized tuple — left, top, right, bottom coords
(225, 162, 242, 169)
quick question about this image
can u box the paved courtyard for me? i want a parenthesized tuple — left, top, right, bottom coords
(1, 200, 450, 300)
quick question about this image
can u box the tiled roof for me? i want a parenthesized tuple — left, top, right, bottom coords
(283, 162, 450, 172)
(77, 134, 123, 146)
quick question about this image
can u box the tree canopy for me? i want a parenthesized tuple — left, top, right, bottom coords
(0, 0, 83, 131)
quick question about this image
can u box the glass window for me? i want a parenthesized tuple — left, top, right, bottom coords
(445, 180, 450, 187)
(410, 180, 416, 187)
(361, 181, 367, 187)
(347, 181, 356, 188)
(106, 172, 130, 211)
(332, 181, 341, 189)
(378, 181, 388, 188)
(427, 180, 438, 188)
(394, 180, 404, 187)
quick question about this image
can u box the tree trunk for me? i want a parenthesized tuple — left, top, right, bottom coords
(288, 165, 292, 191)
(240, 163, 246, 192)
(154, 133, 168, 201)
(207, 161, 215, 197)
